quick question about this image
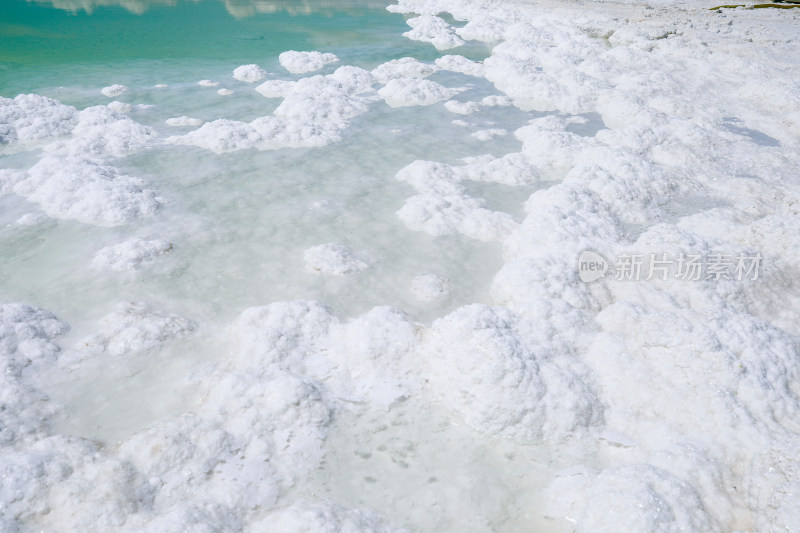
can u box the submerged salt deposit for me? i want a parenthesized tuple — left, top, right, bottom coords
(1, 0, 800, 531)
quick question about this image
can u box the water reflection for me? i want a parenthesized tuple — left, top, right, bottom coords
(30, 0, 390, 17)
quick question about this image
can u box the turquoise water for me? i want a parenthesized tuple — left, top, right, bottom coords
(0, 0, 485, 97)
(0, 2, 556, 530)
(1, 0, 517, 325)
(0, 0, 537, 442)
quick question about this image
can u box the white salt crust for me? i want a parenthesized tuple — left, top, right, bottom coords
(279, 50, 340, 74)
(101, 84, 127, 98)
(378, 78, 461, 108)
(403, 15, 465, 50)
(171, 66, 375, 152)
(410, 273, 451, 301)
(370, 57, 439, 84)
(2, 0, 800, 530)
(165, 116, 203, 127)
(303, 243, 369, 275)
(232, 63, 267, 83)
(91, 238, 173, 271)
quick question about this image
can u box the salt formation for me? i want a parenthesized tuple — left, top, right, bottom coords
(435, 55, 485, 77)
(378, 78, 461, 107)
(394, 157, 541, 241)
(72, 302, 196, 359)
(171, 66, 375, 152)
(444, 100, 480, 115)
(100, 84, 127, 98)
(303, 243, 368, 275)
(197, 80, 219, 87)
(165, 116, 203, 127)
(0, 303, 68, 445)
(278, 50, 339, 74)
(232, 63, 267, 83)
(0, 97, 159, 226)
(216, 88, 233, 96)
(370, 57, 439, 84)
(402, 15, 465, 50)
(0, 94, 77, 145)
(2, 0, 800, 530)
(11, 157, 160, 225)
(106, 101, 132, 114)
(471, 128, 507, 140)
(410, 273, 451, 302)
(91, 238, 173, 271)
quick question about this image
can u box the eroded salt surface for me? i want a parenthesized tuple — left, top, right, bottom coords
(2, 0, 800, 531)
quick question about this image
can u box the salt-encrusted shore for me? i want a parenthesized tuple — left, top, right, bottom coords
(1, 0, 799, 530)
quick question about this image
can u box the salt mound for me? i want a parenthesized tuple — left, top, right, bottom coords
(106, 101, 132, 114)
(100, 84, 127, 98)
(165, 116, 203, 127)
(481, 94, 512, 107)
(544, 465, 723, 532)
(228, 300, 336, 373)
(12, 156, 161, 225)
(46, 104, 157, 159)
(0, 303, 69, 445)
(73, 302, 196, 359)
(370, 57, 439, 84)
(232, 64, 267, 83)
(472, 128, 508, 141)
(228, 302, 420, 408)
(444, 100, 480, 115)
(378, 78, 460, 108)
(303, 243, 368, 275)
(0, 303, 68, 375)
(254, 79, 296, 98)
(279, 50, 339, 74)
(198, 80, 219, 87)
(0, 94, 77, 145)
(398, 193, 516, 241)
(403, 15, 465, 50)
(91, 238, 173, 272)
(217, 88, 233, 96)
(435, 55, 486, 77)
(410, 273, 451, 302)
(325, 306, 422, 407)
(419, 304, 602, 443)
(171, 66, 375, 153)
(393, 157, 539, 241)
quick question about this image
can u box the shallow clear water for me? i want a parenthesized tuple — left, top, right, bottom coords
(1, 0, 524, 328)
(0, 1, 567, 529)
